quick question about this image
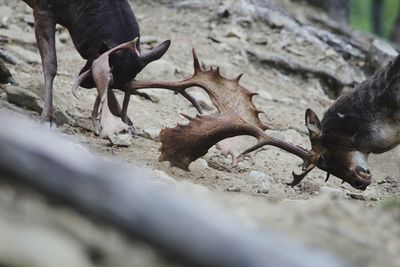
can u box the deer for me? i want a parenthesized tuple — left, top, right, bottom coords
(285, 55, 400, 190)
(22, 0, 171, 138)
(123, 50, 400, 190)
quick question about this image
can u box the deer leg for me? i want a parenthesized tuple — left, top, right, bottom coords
(98, 89, 132, 139)
(91, 95, 101, 135)
(108, 89, 134, 125)
(108, 89, 137, 136)
(89, 56, 132, 138)
(121, 92, 131, 124)
(33, 9, 57, 126)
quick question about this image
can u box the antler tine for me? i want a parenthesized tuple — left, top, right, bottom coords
(72, 69, 91, 99)
(124, 79, 203, 114)
(288, 164, 316, 187)
(192, 48, 201, 74)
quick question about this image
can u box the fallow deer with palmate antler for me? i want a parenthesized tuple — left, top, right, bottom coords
(124, 49, 311, 171)
(125, 51, 400, 191)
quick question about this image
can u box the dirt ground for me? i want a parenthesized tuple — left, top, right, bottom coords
(0, 1, 399, 267)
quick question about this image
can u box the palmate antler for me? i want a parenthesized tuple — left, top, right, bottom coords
(125, 49, 312, 184)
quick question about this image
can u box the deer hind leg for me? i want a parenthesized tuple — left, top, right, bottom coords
(33, 8, 57, 126)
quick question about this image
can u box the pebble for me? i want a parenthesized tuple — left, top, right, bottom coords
(109, 134, 132, 147)
(319, 186, 345, 199)
(191, 158, 209, 170)
(140, 128, 160, 140)
(348, 193, 366, 201)
(226, 186, 241, 193)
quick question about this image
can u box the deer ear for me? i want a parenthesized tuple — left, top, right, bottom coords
(305, 108, 321, 141)
(141, 40, 171, 67)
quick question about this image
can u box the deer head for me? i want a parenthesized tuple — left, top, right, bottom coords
(73, 37, 171, 100)
(293, 55, 400, 190)
(301, 108, 372, 190)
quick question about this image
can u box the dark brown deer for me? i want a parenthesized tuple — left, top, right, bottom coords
(22, 0, 170, 137)
(243, 55, 400, 190)
(126, 50, 400, 190)
(296, 55, 400, 190)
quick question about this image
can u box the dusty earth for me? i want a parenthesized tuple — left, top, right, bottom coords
(0, 0, 399, 267)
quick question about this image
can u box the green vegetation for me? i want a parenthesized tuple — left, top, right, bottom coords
(351, 0, 400, 37)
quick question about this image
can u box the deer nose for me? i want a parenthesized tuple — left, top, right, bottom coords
(355, 166, 371, 179)
(352, 166, 372, 190)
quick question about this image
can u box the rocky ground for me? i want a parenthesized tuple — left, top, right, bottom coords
(0, 0, 399, 267)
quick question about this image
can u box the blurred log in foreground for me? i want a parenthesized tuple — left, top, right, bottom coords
(0, 115, 348, 267)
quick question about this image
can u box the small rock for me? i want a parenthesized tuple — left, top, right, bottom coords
(140, 128, 160, 140)
(226, 186, 241, 192)
(5, 86, 42, 112)
(225, 28, 244, 39)
(252, 35, 269, 45)
(191, 158, 209, 170)
(247, 171, 278, 193)
(173, 0, 206, 9)
(324, 48, 337, 58)
(348, 193, 366, 201)
(367, 39, 398, 71)
(320, 186, 345, 199)
(108, 134, 132, 147)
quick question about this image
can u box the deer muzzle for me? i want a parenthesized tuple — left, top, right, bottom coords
(351, 166, 372, 190)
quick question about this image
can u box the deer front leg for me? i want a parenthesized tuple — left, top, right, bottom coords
(33, 9, 57, 126)
(90, 59, 134, 139)
(98, 90, 131, 139)
(91, 95, 101, 135)
(108, 89, 137, 136)
(121, 91, 131, 124)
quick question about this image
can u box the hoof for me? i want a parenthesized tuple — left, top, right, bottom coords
(40, 116, 57, 130)
(127, 125, 139, 137)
